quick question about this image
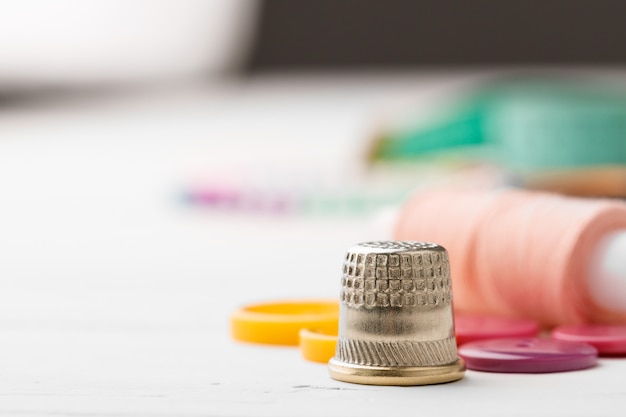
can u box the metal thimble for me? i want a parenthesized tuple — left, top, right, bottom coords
(328, 241, 465, 385)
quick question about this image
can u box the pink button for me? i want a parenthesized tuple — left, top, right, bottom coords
(455, 314, 540, 345)
(552, 324, 626, 355)
(458, 338, 598, 373)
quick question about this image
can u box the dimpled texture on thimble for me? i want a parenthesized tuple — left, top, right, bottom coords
(335, 241, 459, 367)
(341, 241, 452, 309)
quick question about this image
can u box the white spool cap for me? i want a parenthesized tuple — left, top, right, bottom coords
(587, 230, 626, 313)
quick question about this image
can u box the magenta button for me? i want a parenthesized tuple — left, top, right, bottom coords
(552, 324, 626, 355)
(454, 314, 540, 346)
(458, 338, 598, 373)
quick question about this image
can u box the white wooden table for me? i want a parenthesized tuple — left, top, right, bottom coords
(1, 73, 625, 416)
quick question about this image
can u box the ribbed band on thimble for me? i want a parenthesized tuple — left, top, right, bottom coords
(329, 241, 464, 385)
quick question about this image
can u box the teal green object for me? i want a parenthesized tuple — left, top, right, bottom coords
(374, 104, 487, 158)
(373, 80, 626, 170)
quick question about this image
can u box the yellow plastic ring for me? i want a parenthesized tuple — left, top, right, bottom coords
(230, 300, 339, 346)
(299, 328, 338, 363)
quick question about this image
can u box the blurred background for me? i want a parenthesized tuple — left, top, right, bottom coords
(2, 0, 626, 317)
(1, 1, 626, 407)
(2, 0, 626, 303)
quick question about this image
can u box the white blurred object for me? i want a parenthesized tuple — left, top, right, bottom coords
(0, 0, 255, 89)
(588, 230, 626, 313)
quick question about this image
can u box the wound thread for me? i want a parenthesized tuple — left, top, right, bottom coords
(394, 187, 626, 326)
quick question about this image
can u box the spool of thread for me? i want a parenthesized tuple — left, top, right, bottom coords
(372, 80, 626, 171)
(371, 80, 626, 197)
(393, 187, 626, 326)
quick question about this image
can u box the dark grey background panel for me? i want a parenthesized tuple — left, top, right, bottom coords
(246, 0, 626, 71)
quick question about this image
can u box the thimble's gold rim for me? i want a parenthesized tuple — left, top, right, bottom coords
(328, 358, 466, 386)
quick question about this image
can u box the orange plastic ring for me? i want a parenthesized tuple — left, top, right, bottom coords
(230, 300, 339, 346)
(299, 328, 338, 363)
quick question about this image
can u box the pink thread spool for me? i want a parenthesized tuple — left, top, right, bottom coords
(394, 187, 626, 326)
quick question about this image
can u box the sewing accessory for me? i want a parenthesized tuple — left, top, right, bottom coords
(454, 314, 540, 345)
(299, 328, 338, 363)
(552, 324, 626, 355)
(458, 338, 598, 373)
(328, 241, 465, 385)
(395, 187, 626, 326)
(230, 300, 338, 345)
